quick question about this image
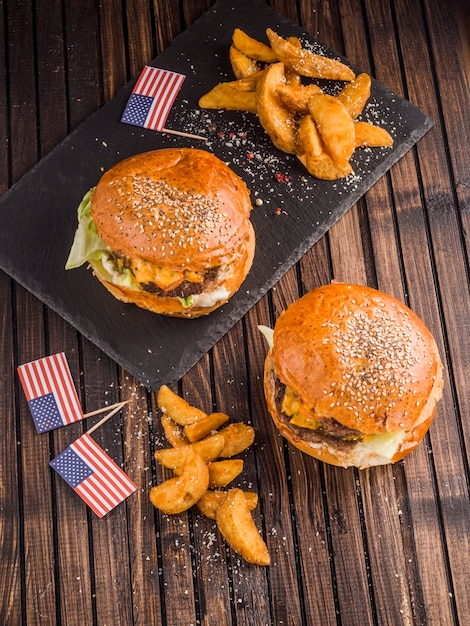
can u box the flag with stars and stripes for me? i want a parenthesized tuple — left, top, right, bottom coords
(50, 433, 138, 517)
(121, 65, 186, 131)
(17, 352, 84, 433)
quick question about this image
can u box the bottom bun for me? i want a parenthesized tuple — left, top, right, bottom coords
(93, 223, 255, 319)
(263, 350, 443, 469)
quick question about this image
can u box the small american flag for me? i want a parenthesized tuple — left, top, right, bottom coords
(50, 433, 138, 517)
(121, 66, 186, 131)
(17, 353, 84, 433)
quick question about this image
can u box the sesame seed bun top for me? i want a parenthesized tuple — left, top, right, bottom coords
(271, 283, 442, 435)
(90, 148, 253, 271)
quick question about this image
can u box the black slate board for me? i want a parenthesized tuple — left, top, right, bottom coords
(0, 0, 433, 389)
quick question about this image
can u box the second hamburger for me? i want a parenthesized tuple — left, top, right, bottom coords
(66, 148, 256, 318)
(262, 283, 444, 469)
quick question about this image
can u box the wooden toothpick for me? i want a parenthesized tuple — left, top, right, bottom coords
(162, 127, 207, 141)
(84, 400, 129, 419)
(87, 400, 128, 435)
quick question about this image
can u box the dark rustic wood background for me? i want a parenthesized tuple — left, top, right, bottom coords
(1, 0, 469, 625)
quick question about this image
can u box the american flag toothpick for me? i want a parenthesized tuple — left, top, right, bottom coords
(121, 65, 206, 141)
(18, 352, 85, 433)
(18, 352, 129, 433)
(50, 428, 138, 518)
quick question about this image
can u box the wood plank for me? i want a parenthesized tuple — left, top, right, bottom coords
(400, 0, 470, 622)
(150, 379, 198, 625)
(125, 0, 155, 75)
(79, 342, 134, 626)
(177, 355, 233, 626)
(181, 0, 216, 35)
(47, 313, 95, 625)
(332, 3, 420, 623)
(0, 0, 9, 194)
(120, 377, 163, 626)
(97, 0, 127, 101)
(210, 321, 272, 626)
(7, 2, 61, 623)
(456, 0, 470, 82)
(15, 287, 57, 626)
(271, 0, 301, 24)
(33, 1, 97, 618)
(154, 0, 189, 52)
(267, 269, 347, 626)
(0, 277, 22, 625)
(6, 0, 38, 183)
(35, 0, 68, 156)
(62, 0, 101, 128)
(363, 0, 465, 624)
(245, 297, 313, 626)
(296, 3, 378, 624)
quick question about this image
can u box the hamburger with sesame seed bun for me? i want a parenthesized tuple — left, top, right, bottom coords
(260, 283, 444, 469)
(65, 148, 256, 317)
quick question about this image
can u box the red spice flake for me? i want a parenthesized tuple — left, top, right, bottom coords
(229, 132, 236, 139)
(217, 131, 225, 139)
(246, 152, 254, 159)
(274, 172, 290, 183)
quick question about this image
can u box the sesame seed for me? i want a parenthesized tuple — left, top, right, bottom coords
(106, 174, 237, 256)
(326, 305, 423, 419)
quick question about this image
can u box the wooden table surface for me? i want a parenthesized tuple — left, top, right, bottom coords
(1, 1, 469, 625)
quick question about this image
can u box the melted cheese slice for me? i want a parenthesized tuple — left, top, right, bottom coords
(282, 387, 319, 429)
(131, 259, 184, 290)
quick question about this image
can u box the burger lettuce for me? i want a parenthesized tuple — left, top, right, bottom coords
(65, 188, 141, 290)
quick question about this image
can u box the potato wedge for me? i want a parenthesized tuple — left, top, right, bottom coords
(184, 412, 229, 443)
(218, 422, 255, 457)
(232, 28, 277, 63)
(296, 114, 324, 157)
(157, 385, 207, 426)
(161, 413, 189, 447)
(336, 72, 371, 119)
(287, 36, 302, 49)
(229, 71, 266, 92)
(284, 37, 302, 86)
(278, 83, 323, 114)
(155, 432, 226, 468)
(191, 432, 227, 461)
(256, 62, 297, 154)
(149, 448, 209, 515)
(354, 121, 393, 147)
(297, 151, 353, 180)
(308, 93, 355, 167)
(266, 28, 354, 81)
(199, 82, 258, 114)
(284, 69, 301, 86)
(208, 459, 244, 488)
(284, 37, 303, 85)
(296, 115, 352, 180)
(197, 489, 258, 520)
(216, 488, 270, 566)
(229, 45, 260, 79)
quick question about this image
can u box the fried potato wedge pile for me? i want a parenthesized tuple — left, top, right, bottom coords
(150, 385, 269, 566)
(199, 28, 393, 180)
